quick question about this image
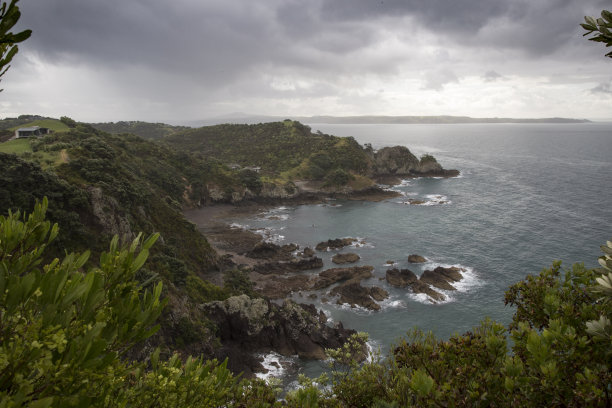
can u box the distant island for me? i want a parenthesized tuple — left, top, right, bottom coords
(193, 113, 591, 126)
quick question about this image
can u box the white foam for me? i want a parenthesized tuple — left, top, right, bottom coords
(401, 194, 451, 206)
(421, 262, 483, 293)
(406, 262, 483, 304)
(350, 237, 375, 249)
(253, 227, 286, 243)
(229, 222, 249, 229)
(382, 262, 398, 267)
(255, 352, 296, 381)
(378, 297, 407, 310)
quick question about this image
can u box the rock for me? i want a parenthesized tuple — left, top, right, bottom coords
(371, 146, 459, 178)
(301, 247, 315, 258)
(203, 295, 359, 372)
(408, 254, 427, 263)
(372, 146, 421, 175)
(419, 266, 464, 291)
(433, 266, 465, 282)
(370, 286, 390, 301)
(410, 281, 446, 302)
(406, 199, 426, 205)
(246, 242, 296, 261)
(332, 253, 361, 264)
(385, 260, 395, 265)
(315, 238, 357, 251)
(253, 257, 323, 275)
(256, 275, 312, 298)
(420, 270, 456, 291)
(385, 268, 418, 288)
(330, 282, 387, 311)
(313, 266, 374, 289)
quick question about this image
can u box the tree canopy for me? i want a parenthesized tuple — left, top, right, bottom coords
(582, 10, 612, 58)
(0, 0, 31, 90)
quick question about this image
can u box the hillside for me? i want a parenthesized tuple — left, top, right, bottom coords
(0, 123, 248, 358)
(165, 120, 457, 192)
(90, 120, 190, 140)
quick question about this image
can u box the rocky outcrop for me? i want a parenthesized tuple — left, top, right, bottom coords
(420, 266, 465, 291)
(313, 266, 374, 289)
(330, 282, 389, 311)
(332, 253, 361, 264)
(253, 256, 323, 275)
(202, 295, 358, 376)
(385, 268, 418, 287)
(410, 280, 446, 302)
(316, 238, 357, 251)
(256, 275, 313, 299)
(300, 247, 315, 258)
(88, 187, 133, 239)
(408, 254, 427, 263)
(370, 146, 459, 178)
(246, 242, 297, 261)
(385, 267, 446, 303)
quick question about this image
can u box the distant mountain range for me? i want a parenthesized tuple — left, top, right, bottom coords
(191, 114, 590, 126)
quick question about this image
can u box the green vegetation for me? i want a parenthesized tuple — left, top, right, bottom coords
(0, 200, 279, 407)
(91, 120, 191, 140)
(281, 254, 612, 407)
(0, 137, 30, 153)
(2, 201, 610, 406)
(0, 122, 256, 358)
(165, 120, 373, 187)
(582, 10, 612, 58)
(8, 118, 71, 132)
(0, 0, 31, 90)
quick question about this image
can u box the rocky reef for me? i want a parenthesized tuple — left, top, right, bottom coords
(203, 295, 357, 376)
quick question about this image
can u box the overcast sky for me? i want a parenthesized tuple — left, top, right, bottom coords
(1, 0, 611, 123)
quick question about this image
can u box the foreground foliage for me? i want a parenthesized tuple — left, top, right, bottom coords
(0, 199, 280, 407)
(286, 253, 612, 407)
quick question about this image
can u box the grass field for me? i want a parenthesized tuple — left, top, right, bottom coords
(0, 138, 32, 154)
(9, 119, 70, 132)
(0, 139, 67, 169)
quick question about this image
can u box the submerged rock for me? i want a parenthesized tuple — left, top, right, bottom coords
(332, 252, 361, 264)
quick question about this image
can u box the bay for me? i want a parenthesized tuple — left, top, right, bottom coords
(230, 122, 612, 381)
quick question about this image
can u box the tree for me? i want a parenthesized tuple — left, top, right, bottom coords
(581, 10, 612, 58)
(0, 0, 31, 90)
(0, 199, 280, 407)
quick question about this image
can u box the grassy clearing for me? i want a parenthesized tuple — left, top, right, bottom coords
(9, 119, 70, 132)
(0, 138, 32, 154)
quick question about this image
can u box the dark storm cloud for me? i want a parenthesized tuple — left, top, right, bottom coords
(17, 0, 609, 79)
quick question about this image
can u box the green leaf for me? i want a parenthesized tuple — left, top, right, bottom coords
(410, 369, 434, 397)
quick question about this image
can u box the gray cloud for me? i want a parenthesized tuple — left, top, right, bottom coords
(5, 0, 611, 121)
(423, 69, 459, 91)
(484, 71, 503, 82)
(591, 81, 612, 95)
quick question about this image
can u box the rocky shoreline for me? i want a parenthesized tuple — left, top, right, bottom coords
(184, 200, 470, 376)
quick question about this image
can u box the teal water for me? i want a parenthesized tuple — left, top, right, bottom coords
(233, 123, 612, 381)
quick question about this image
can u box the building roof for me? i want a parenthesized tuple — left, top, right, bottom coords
(17, 126, 41, 132)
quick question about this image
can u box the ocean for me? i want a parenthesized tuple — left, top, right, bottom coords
(227, 122, 612, 382)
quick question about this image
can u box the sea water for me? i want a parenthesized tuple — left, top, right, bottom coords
(233, 123, 612, 381)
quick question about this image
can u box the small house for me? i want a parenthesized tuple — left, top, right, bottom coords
(14, 126, 50, 138)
